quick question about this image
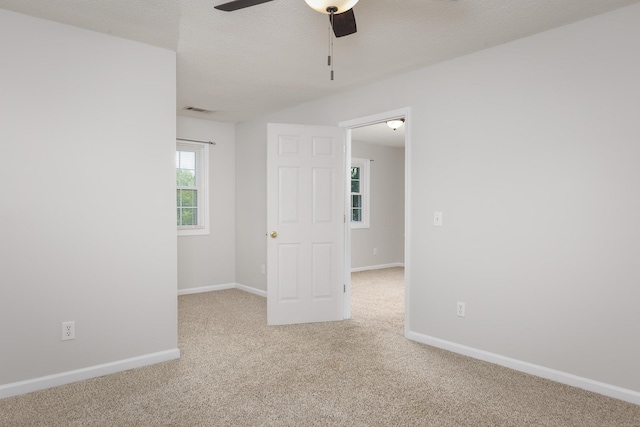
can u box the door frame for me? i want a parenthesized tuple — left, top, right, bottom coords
(339, 107, 412, 337)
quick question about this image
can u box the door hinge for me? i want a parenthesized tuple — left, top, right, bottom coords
(343, 284, 346, 293)
(343, 214, 346, 223)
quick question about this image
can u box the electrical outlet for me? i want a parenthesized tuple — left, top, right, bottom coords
(373, 248, 378, 255)
(62, 321, 75, 341)
(261, 264, 266, 275)
(457, 302, 465, 317)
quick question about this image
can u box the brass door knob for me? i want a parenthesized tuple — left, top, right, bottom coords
(269, 231, 278, 238)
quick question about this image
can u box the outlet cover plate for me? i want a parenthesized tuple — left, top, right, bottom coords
(62, 321, 75, 341)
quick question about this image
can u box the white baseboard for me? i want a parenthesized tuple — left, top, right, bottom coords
(406, 330, 640, 406)
(0, 348, 180, 400)
(178, 283, 267, 298)
(235, 283, 267, 298)
(351, 262, 404, 273)
(177, 283, 235, 296)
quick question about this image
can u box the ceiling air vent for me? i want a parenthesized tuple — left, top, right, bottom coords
(184, 106, 214, 114)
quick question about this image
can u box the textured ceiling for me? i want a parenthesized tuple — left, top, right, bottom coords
(1, 0, 638, 122)
(352, 122, 405, 148)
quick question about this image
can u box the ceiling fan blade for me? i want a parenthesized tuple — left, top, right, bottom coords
(330, 8, 357, 38)
(214, 0, 274, 12)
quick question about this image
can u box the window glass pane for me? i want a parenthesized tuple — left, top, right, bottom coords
(179, 189, 197, 207)
(351, 167, 360, 180)
(179, 208, 197, 226)
(176, 150, 197, 186)
(352, 208, 361, 222)
(178, 151, 196, 170)
(177, 169, 196, 187)
(177, 188, 198, 227)
(352, 195, 361, 208)
(351, 166, 361, 193)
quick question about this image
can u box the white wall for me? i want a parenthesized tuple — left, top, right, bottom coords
(0, 9, 178, 392)
(177, 117, 236, 290)
(351, 142, 404, 270)
(235, 4, 640, 396)
(235, 121, 269, 289)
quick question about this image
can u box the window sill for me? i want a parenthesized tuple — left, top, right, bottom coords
(351, 222, 370, 229)
(178, 226, 209, 237)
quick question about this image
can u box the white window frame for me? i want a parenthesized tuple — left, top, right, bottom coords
(177, 141, 209, 236)
(350, 157, 370, 229)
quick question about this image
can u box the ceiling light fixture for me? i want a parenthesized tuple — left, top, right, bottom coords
(304, 0, 360, 81)
(304, 0, 359, 14)
(386, 119, 405, 130)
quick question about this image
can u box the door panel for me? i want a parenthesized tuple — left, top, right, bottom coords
(279, 167, 299, 223)
(267, 123, 345, 325)
(313, 168, 334, 223)
(277, 244, 300, 301)
(312, 243, 333, 299)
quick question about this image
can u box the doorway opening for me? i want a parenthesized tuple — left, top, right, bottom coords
(340, 108, 411, 336)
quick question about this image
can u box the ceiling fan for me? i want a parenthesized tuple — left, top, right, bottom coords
(214, 0, 359, 38)
(215, 0, 359, 79)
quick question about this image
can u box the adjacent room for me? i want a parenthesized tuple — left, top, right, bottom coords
(349, 121, 406, 332)
(1, 0, 639, 424)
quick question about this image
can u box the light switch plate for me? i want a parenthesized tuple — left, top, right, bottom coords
(434, 211, 443, 226)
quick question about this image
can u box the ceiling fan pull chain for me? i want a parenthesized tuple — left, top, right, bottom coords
(328, 6, 336, 81)
(328, 15, 332, 67)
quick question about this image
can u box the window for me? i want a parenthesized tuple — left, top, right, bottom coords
(176, 141, 209, 236)
(350, 158, 370, 229)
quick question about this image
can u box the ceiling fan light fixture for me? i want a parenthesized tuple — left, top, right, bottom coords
(304, 0, 359, 14)
(386, 119, 405, 130)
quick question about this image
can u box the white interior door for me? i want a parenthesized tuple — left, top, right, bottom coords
(267, 123, 345, 326)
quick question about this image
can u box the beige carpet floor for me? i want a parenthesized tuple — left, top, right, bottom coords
(1, 267, 639, 426)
